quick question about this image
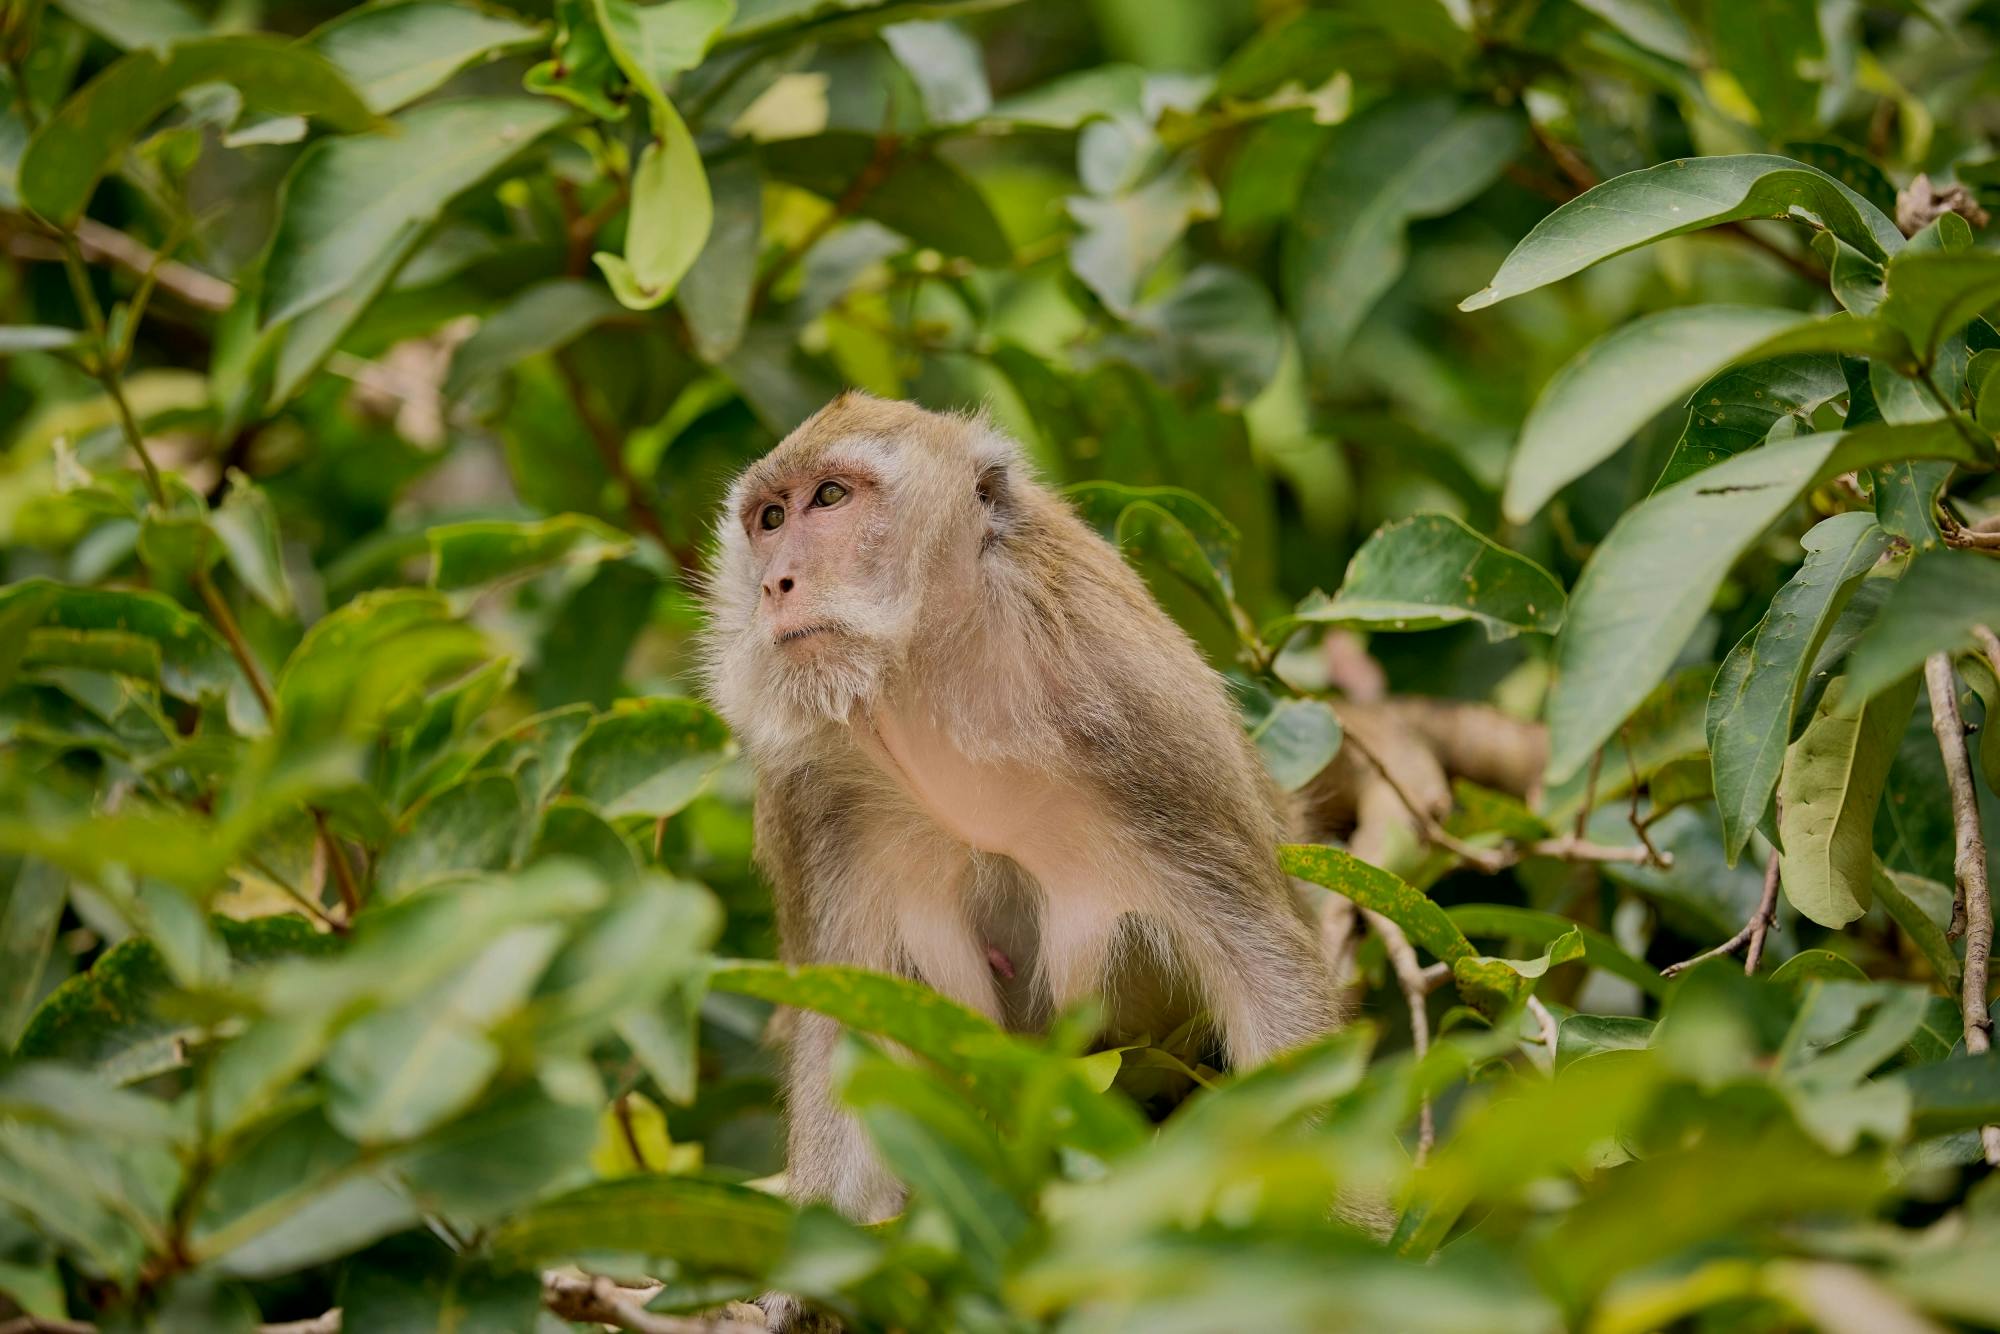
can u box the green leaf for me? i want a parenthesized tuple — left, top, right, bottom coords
(19, 627, 161, 682)
(1461, 155, 1902, 312)
(1873, 863, 1959, 993)
(50, 0, 206, 51)
(1544, 420, 1974, 783)
(1776, 671, 1919, 928)
(1708, 0, 1823, 138)
(427, 515, 634, 593)
(1112, 501, 1238, 635)
(0, 1062, 182, 1143)
(272, 590, 488, 755)
(18, 36, 376, 226)
(338, 1235, 543, 1332)
(1708, 512, 1890, 863)
(1841, 549, 2000, 710)
(211, 472, 294, 616)
(444, 278, 627, 402)
(561, 697, 731, 820)
(1570, 0, 1696, 61)
(324, 921, 565, 1143)
(1280, 845, 1470, 962)
(1879, 250, 2000, 365)
(0, 858, 64, 1047)
(0, 579, 237, 700)
(1555, 1014, 1656, 1070)
(1066, 158, 1216, 317)
(262, 96, 573, 328)
(593, 0, 733, 112)
(304, 0, 546, 114)
(398, 1086, 598, 1223)
(1903, 1052, 2000, 1138)
(488, 1176, 792, 1276)
(375, 772, 527, 899)
(986, 63, 1145, 129)
(677, 152, 762, 363)
(764, 132, 1012, 267)
(882, 18, 991, 126)
(1452, 927, 1585, 1013)
(1067, 481, 1239, 589)
(1284, 95, 1522, 372)
(1268, 513, 1564, 644)
(1248, 697, 1342, 793)
(1112, 263, 1283, 410)
(1504, 306, 1814, 523)
(1448, 904, 1666, 999)
(472, 704, 595, 810)
(594, 99, 712, 310)
(524, 0, 626, 120)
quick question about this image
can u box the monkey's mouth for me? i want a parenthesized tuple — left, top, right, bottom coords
(774, 623, 837, 647)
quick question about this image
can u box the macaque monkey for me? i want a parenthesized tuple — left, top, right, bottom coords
(702, 393, 1341, 1227)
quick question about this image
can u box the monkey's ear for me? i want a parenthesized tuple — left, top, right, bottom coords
(976, 460, 1017, 547)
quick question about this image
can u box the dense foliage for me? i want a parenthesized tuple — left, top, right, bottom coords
(5, 0, 2000, 1329)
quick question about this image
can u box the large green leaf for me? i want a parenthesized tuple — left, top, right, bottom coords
(262, 96, 573, 327)
(304, 0, 546, 114)
(1280, 845, 1471, 963)
(444, 278, 627, 401)
(0, 579, 237, 700)
(1841, 549, 2000, 709)
(1878, 250, 2000, 365)
(1461, 155, 1902, 312)
(1266, 513, 1564, 645)
(1503, 306, 1810, 523)
(1652, 355, 1848, 492)
(1284, 94, 1522, 374)
(594, 99, 712, 310)
(1707, 512, 1890, 863)
(593, 0, 733, 107)
(1709, 0, 1822, 138)
(488, 1176, 792, 1276)
(427, 515, 633, 593)
(762, 132, 1012, 267)
(1776, 672, 1919, 928)
(18, 36, 376, 226)
(374, 772, 527, 899)
(560, 697, 732, 820)
(0, 858, 64, 1047)
(1544, 420, 1974, 783)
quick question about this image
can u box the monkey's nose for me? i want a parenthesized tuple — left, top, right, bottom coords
(761, 575, 797, 599)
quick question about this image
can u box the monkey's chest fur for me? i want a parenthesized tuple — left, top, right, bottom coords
(856, 705, 1199, 1038)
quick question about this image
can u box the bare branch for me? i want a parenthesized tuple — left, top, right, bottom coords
(1663, 850, 1781, 978)
(5, 215, 236, 311)
(1365, 910, 1435, 1162)
(1925, 653, 2000, 1165)
(1, 1274, 772, 1334)
(1525, 995, 1559, 1072)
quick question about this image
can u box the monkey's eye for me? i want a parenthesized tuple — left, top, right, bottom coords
(811, 480, 848, 508)
(758, 503, 786, 531)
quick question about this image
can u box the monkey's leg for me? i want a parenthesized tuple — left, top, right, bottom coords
(782, 1009, 903, 1222)
(1171, 885, 1338, 1068)
(883, 834, 1002, 1023)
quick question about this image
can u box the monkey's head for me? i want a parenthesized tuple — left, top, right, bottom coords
(702, 392, 1023, 751)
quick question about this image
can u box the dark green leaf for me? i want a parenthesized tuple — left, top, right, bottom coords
(0, 579, 236, 700)
(444, 279, 627, 401)
(427, 515, 633, 592)
(305, 0, 545, 114)
(1281, 845, 1470, 962)
(1776, 671, 1918, 928)
(763, 132, 1012, 267)
(560, 697, 732, 820)
(1285, 95, 1522, 371)
(18, 36, 376, 226)
(1506, 306, 1811, 523)
(1653, 356, 1846, 492)
(1462, 155, 1902, 312)
(487, 1176, 793, 1276)
(1268, 513, 1564, 644)
(1842, 550, 2000, 709)
(1708, 512, 1890, 863)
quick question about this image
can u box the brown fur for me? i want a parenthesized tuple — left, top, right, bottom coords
(701, 393, 1342, 1223)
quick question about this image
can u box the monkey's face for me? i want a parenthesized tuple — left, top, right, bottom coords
(701, 393, 1014, 752)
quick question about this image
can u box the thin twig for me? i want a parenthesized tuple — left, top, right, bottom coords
(1340, 728, 1661, 873)
(4, 215, 235, 311)
(552, 347, 696, 577)
(1622, 726, 1667, 866)
(0, 1274, 770, 1334)
(1662, 849, 1781, 977)
(1925, 652, 2000, 1164)
(1365, 911, 1435, 1162)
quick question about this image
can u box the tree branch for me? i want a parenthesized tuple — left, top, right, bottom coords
(0, 1274, 772, 1334)
(1662, 849, 1781, 977)
(552, 346, 700, 579)
(1925, 652, 2000, 1164)
(1364, 910, 1435, 1162)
